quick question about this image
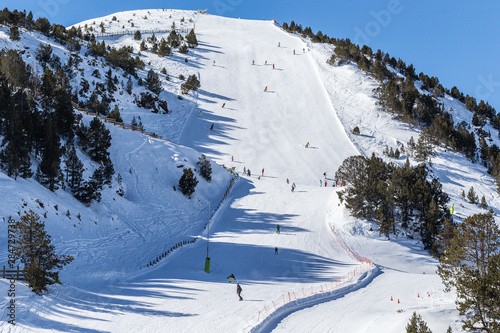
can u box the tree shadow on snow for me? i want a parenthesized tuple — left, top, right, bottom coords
(18, 281, 198, 332)
(197, 89, 235, 102)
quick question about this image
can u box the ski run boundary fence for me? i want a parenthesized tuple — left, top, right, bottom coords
(254, 225, 374, 324)
(141, 176, 237, 269)
(90, 28, 189, 39)
(1, 266, 24, 280)
(72, 102, 167, 141)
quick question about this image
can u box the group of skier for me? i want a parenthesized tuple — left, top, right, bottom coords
(225, 42, 319, 300)
(320, 171, 345, 187)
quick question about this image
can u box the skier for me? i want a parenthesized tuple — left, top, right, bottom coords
(305, 142, 310, 148)
(265, 60, 267, 65)
(323, 172, 327, 178)
(262, 168, 264, 176)
(275, 247, 279, 255)
(293, 49, 295, 55)
(210, 123, 214, 130)
(231, 155, 234, 162)
(272, 64, 275, 69)
(264, 86, 268, 92)
(247, 169, 251, 177)
(291, 183, 296, 192)
(278, 42, 280, 47)
(303, 48, 305, 53)
(252, 60, 255, 65)
(213, 60, 215, 66)
(258, 176, 260, 180)
(286, 178, 289, 184)
(276, 224, 280, 234)
(325, 180, 327, 187)
(198, 111, 203, 117)
(236, 283, 243, 301)
(222, 103, 226, 108)
(243, 166, 246, 174)
(320, 179, 322, 187)
(227, 273, 236, 282)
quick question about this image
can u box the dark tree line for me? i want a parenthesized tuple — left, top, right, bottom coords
(283, 20, 500, 181)
(335, 154, 452, 256)
(0, 7, 81, 51)
(0, 47, 113, 204)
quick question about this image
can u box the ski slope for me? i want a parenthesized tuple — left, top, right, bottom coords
(0, 10, 476, 332)
(180, 16, 358, 184)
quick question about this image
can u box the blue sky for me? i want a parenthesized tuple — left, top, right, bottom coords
(4, 0, 500, 111)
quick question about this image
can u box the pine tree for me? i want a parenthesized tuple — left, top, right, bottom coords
(101, 158, 114, 186)
(53, 84, 75, 139)
(74, 167, 104, 204)
(133, 30, 141, 40)
(0, 49, 30, 89)
(9, 26, 20, 41)
(415, 131, 435, 162)
(335, 155, 369, 217)
(64, 146, 84, 191)
(437, 212, 500, 331)
(391, 158, 415, 227)
(179, 43, 188, 54)
(197, 154, 212, 181)
(178, 168, 198, 198)
(36, 117, 62, 191)
(480, 195, 488, 209)
(140, 40, 147, 51)
(105, 68, 116, 93)
(406, 312, 432, 333)
(145, 69, 162, 94)
(357, 55, 371, 73)
(185, 28, 198, 47)
(407, 136, 416, 158)
(157, 38, 171, 57)
(26, 11, 34, 30)
(181, 74, 200, 94)
(467, 186, 478, 204)
(11, 210, 74, 294)
(0, 103, 29, 179)
(109, 105, 123, 122)
(437, 218, 456, 256)
(87, 117, 112, 164)
(126, 76, 133, 94)
(167, 29, 181, 48)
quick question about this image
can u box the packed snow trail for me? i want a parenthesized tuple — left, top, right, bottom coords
(179, 15, 358, 185)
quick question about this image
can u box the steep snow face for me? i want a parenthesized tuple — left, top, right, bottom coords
(181, 15, 359, 186)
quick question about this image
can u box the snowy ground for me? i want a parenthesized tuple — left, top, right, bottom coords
(1, 9, 495, 332)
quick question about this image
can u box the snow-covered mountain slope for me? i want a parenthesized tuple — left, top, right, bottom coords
(0, 8, 496, 332)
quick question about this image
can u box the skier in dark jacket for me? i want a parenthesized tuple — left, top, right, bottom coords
(236, 283, 243, 300)
(210, 123, 214, 130)
(227, 274, 236, 282)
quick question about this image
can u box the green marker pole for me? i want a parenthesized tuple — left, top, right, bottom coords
(204, 200, 211, 273)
